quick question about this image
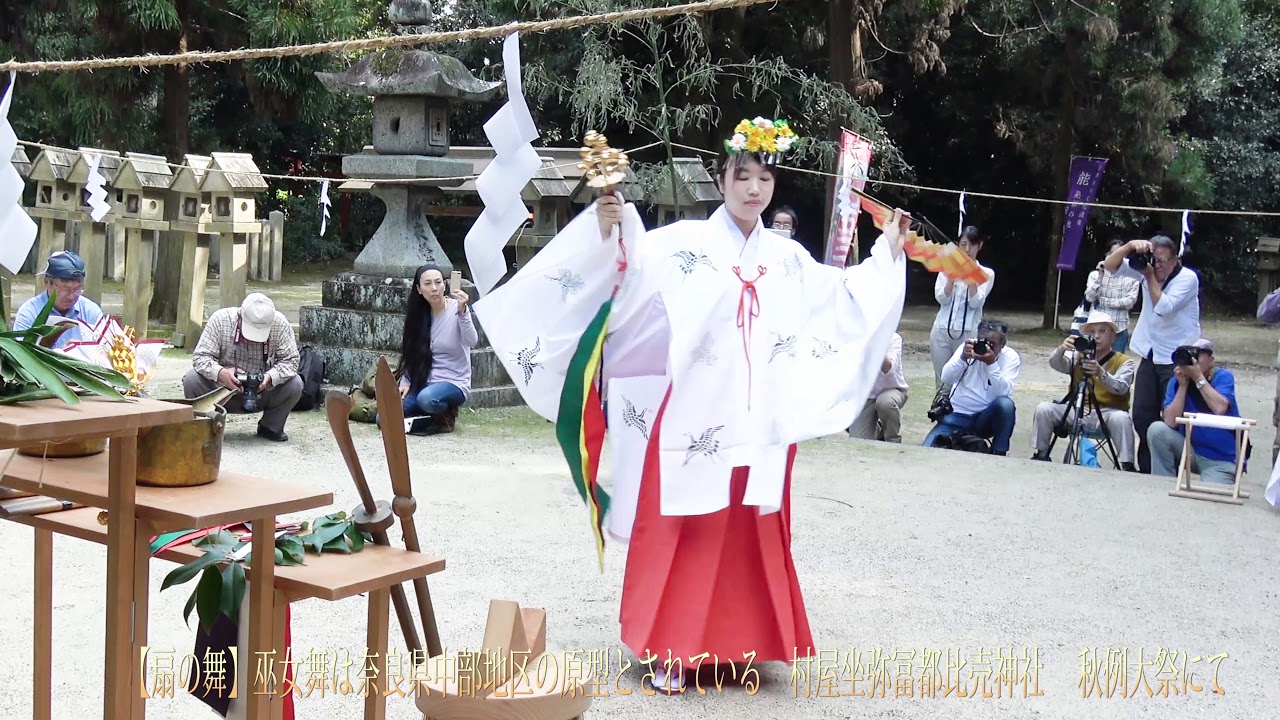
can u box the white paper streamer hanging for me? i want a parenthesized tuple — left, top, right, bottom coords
(958, 190, 967, 237)
(0, 71, 37, 275)
(84, 154, 111, 222)
(464, 31, 540, 296)
(318, 178, 331, 236)
(1180, 210, 1191, 256)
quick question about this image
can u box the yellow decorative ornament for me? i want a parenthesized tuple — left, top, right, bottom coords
(725, 117, 800, 163)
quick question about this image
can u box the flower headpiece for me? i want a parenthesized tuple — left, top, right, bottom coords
(724, 117, 800, 163)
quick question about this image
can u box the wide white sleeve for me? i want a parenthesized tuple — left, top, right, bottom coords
(472, 202, 660, 422)
(782, 233, 908, 442)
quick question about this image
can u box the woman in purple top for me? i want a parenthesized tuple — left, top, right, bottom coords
(391, 263, 479, 434)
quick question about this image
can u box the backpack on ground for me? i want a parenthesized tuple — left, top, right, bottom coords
(292, 345, 326, 411)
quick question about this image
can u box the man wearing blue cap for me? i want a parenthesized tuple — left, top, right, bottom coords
(12, 250, 105, 349)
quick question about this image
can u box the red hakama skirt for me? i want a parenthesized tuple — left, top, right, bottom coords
(618, 390, 815, 668)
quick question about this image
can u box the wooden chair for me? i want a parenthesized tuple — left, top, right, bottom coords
(1169, 413, 1256, 505)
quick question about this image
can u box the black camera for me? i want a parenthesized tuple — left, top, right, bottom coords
(237, 372, 265, 413)
(1129, 251, 1153, 271)
(1172, 346, 1199, 367)
(972, 338, 992, 356)
(1071, 334, 1097, 358)
(927, 394, 953, 423)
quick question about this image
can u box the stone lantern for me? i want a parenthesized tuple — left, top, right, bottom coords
(301, 0, 507, 391)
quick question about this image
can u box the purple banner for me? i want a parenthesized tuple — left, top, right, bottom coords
(1056, 156, 1109, 270)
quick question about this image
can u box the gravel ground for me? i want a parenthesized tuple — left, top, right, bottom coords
(1, 276, 1278, 719)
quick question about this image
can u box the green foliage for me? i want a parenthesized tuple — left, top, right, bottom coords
(0, 294, 135, 404)
(161, 513, 369, 634)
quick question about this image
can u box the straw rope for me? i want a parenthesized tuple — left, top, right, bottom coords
(0, 0, 786, 74)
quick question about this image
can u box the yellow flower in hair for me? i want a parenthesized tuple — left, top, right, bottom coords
(724, 116, 802, 159)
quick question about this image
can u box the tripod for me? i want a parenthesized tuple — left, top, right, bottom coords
(1046, 361, 1121, 469)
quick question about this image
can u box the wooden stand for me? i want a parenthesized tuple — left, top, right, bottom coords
(1169, 413, 1256, 505)
(0, 397, 447, 720)
(417, 600, 592, 720)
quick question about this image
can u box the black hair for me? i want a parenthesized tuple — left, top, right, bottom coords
(978, 318, 1009, 344)
(959, 226, 983, 245)
(716, 152, 777, 180)
(398, 264, 444, 388)
(1150, 234, 1178, 254)
(1107, 237, 1128, 251)
(770, 205, 798, 230)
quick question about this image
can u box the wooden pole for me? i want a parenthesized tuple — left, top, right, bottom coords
(103, 432, 139, 720)
(123, 227, 155, 337)
(81, 220, 107, 303)
(269, 211, 284, 282)
(218, 232, 248, 309)
(175, 231, 210, 348)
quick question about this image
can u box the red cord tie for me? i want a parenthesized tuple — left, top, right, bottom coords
(733, 265, 767, 410)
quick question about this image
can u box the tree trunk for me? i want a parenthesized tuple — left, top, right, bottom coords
(149, 8, 191, 326)
(1041, 40, 1079, 329)
(825, 0, 855, 263)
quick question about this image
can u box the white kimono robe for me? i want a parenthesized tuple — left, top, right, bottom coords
(474, 201, 907, 535)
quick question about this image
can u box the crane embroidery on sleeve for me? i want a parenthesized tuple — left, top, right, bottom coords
(621, 396, 650, 439)
(671, 250, 717, 277)
(546, 268, 586, 302)
(684, 425, 724, 465)
(513, 338, 542, 385)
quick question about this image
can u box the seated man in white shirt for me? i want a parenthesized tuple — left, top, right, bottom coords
(924, 319, 1020, 455)
(848, 331, 909, 443)
(1029, 310, 1138, 471)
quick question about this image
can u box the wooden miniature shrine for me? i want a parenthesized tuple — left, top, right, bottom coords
(112, 153, 173, 338)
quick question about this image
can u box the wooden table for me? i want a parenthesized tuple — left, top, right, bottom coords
(0, 397, 333, 720)
(7, 506, 447, 720)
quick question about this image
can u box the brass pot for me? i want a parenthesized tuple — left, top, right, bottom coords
(135, 402, 226, 488)
(17, 437, 108, 458)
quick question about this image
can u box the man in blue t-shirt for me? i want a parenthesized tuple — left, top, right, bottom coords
(12, 250, 105, 349)
(1147, 337, 1243, 484)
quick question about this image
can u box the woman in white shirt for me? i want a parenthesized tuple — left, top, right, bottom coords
(930, 226, 995, 388)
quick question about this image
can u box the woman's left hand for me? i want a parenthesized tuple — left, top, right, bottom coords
(451, 289, 470, 314)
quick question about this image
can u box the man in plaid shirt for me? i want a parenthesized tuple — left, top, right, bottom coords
(182, 293, 302, 441)
(1083, 239, 1142, 352)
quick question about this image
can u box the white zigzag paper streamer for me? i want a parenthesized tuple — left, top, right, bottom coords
(85, 153, 111, 222)
(0, 71, 37, 275)
(464, 31, 540, 296)
(958, 191, 967, 236)
(319, 178, 331, 236)
(1180, 209, 1191, 256)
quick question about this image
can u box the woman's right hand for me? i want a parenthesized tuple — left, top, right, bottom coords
(596, 194, 623, 241)
(398, 384, 410, 400)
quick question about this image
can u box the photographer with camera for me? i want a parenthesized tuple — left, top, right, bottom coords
(1102, 234, 1201, 473)
(1147, 339, 1243, 484)
(923, 319, 1020, 456)
(1029, 310, 1137, 470)
(183, 293, 303, 442)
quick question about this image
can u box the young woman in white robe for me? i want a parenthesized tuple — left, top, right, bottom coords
(474, 130, 911, 692)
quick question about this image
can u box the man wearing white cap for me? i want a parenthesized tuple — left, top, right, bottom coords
(1148, 337, 1244, 484)
(183, 292, 302, 441)
(1030, 309, 1138, 471)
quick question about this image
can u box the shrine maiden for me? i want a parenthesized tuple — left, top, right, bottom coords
(474, 118, 909, 691)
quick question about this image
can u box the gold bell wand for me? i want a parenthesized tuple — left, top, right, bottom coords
(578, 131, 630, 261)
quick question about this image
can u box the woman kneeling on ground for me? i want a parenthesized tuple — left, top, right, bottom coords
(388, 263, 478, 435)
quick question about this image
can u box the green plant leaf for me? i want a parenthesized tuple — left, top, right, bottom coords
(29, 293, 56, 335)
(182, 587, 199, 628)
(26, 344, 133, 398)
(0, 389, 57, 404)
(195, 565, 223, 634)
(0, 338, 79, 404)
(345, 524, 365, 552)
(161, 550, 223, 592)
(221, 562, 246, 626)
(323, 534, 351, 554)
(302, 521, 349, 554)
(197, 530, 243, 554)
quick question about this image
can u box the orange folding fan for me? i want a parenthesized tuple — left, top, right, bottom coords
(851, 187, 990, 286)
